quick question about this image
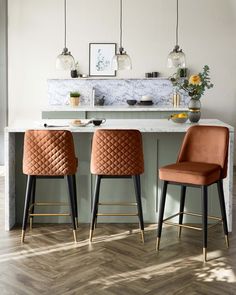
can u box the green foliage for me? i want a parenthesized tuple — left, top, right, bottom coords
(170, 65, 214, 100)
(70, 91, 80, 97)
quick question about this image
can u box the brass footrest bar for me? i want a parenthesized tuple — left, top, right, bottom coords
(164, 221, 202, 231)
(98, 202, 137, 206)
(97, 213, 138, 216)
(29, 213, 70, 217)
(163, 211, 223, 231)
(29, 201, 68, 209)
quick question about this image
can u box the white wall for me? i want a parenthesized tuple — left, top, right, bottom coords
(8, 0, 236, 155)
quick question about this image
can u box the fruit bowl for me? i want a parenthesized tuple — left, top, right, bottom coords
(169, 113, 188, 123)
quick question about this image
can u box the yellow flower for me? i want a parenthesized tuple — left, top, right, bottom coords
(189, 75, 201, 85)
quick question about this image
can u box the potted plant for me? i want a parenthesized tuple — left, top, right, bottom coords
(69, 91, 81, 107)
(170, 65, 213, 122)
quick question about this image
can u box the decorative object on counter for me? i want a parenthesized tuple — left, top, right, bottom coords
(177, 67, 187, 78)
(91, 119, 106, 126)
(138, 95, 153, 105)
(152, 72, 159, 78)
(167, 0, 186, 68)
(112, 0, 132, 70)
(89, 43, 116, 77)
(145, 72, 159, 78)
(170, 65, 213, 123)
(95, 96, 105, 106)
(56, 0, 75, 70)
(69, 91, 80, 107)
(145, 73, 152, 78)
(71, 62, 79, 78)
(172, 90, 180, 107)
(126, 99, 137, 106)
(169, 112, 188, 123)
(71, 70, 78, 78)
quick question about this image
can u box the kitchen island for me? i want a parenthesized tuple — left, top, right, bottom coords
(5, 119, 234, 231)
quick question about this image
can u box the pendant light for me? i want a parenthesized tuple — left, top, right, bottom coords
(56, 0, 75, 70)
(167, 0, 186, 68)
(112, 0, 132, 70)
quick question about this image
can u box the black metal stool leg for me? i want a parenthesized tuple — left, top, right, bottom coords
(72, 174, 79, 228)
(89, 175, 101, 242)
(156, 181, 168, 251)
(178, 185, 186, 238)
(67, 175, 77, 242)
(21, 175, 34, 243)
(30, 176, 36, 230)
(133, 175, 145, 243)
(202, 185, 208, 262)
(217, 179, 229, 248)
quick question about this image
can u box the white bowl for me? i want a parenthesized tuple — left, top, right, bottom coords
(141, 95, 152, 101)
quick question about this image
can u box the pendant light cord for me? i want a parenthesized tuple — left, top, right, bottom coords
(119, 0, 123, 49)
(64, 0, 67, 49)
(176, 0, 179, 46)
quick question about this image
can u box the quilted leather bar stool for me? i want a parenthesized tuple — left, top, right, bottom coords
(21, 130, 78, 243)
(156, 125, 229, 262)
(89, 129, 145, 242)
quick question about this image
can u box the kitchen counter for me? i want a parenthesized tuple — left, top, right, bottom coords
(5, 119, 234, 231)
(42, 105, 188, 112)
(41, 105, 189, 119)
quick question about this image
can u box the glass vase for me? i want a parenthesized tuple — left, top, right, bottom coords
(188, 98, 201, 123)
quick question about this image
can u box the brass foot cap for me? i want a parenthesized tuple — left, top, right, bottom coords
(140, 230, 145, 243)
(21, 230, 25, 244)
(89, 229, 93, 243)
(73, 230, 77, 243)
(156, 237, 160, 251)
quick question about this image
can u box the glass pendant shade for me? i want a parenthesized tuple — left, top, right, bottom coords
(112, 49, 132, 70)
(112, 0, 132, 71)
(167, 46, 186, 68)
(56, 0, 75, 71)
(56, 48, 75, 70)
(167, 0, 186, 68)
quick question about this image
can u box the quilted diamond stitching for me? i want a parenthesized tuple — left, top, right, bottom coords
(23, 130, 77, 176)
(91, 130, 144, 175)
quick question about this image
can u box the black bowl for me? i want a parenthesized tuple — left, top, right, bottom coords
(126, 99, 137, 106)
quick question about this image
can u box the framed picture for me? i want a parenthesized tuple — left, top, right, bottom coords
(89, 43, 116, 77)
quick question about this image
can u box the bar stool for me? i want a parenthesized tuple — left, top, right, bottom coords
(89, 129, 145, 242)
(21, 130, 78, 243)
(156, 125, 229, 262)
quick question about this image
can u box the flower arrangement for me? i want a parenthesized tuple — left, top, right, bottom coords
(170, 65, 214, 100)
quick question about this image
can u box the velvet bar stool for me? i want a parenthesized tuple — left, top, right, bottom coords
(156, 125, 229, 262)
(89, 129, 145, 242)
(21, 130, 78, 243)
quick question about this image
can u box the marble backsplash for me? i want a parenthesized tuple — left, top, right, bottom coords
(47, 78, 189, 106)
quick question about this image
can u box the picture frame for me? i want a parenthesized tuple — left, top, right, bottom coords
(89, 43, 116, 77)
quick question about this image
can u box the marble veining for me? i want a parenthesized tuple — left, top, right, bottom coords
(47, 79, 189, 106)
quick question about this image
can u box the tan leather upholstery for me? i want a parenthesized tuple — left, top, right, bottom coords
(23, 130, 77, 176)
(159, 126, 229, 185)
(91, 129, 144, 175)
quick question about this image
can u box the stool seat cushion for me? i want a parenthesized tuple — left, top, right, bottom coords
(159, 161, 221, 185)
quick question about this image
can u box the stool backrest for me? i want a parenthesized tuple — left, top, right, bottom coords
(177, 125, 229, 178)
(23, 130, 77, 176)
(91, 129, 144, 175)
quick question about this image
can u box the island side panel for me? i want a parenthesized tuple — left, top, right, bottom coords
(4, 131, 16, 230)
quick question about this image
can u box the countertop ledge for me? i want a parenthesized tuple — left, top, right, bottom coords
(5, 119, 234, 133)
(42, 105, 188, 112)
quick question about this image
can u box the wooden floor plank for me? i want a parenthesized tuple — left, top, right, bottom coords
(0, 175, 236, 294)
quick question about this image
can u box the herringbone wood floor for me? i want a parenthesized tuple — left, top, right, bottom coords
(0, 175, 236, 294)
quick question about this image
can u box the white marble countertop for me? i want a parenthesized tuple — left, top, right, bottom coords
(5, 119, 234, 133)
(42, 105, 188, 112)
